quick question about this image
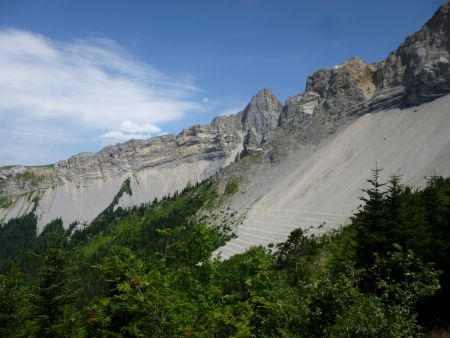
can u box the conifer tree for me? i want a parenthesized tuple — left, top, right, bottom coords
(33, 232, 80, 337)
(354, 166, 387, 267)
(0, 265, 33, 337)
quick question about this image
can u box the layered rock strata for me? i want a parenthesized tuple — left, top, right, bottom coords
(0, 88, 282, 232)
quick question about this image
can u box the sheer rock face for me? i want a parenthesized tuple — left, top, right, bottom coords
(0, 122, 245, 195)
(276, 58, 379, 148)
(240, 128, 261, 158)
(279, 92, 318, 129)
(306, 57, 377, 112)
(241, 88, 283, 144)
(376, 2, 450, 106)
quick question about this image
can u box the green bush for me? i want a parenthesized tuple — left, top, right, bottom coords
(225, 180, 238, 195)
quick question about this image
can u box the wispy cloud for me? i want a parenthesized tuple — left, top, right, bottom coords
(0, 29, 204, 165)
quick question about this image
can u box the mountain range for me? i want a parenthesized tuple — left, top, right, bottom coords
(1, 2, 449, 259)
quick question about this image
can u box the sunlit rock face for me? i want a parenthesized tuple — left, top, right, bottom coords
(375, 2, 450, 106)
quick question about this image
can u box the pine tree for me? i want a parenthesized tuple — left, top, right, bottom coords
(354, 166, 387, 267)
(33, 232, 80, 337)
(423, 176, 450, 262)
(384, 175, 408, 248)
(0, 265, 33, 337)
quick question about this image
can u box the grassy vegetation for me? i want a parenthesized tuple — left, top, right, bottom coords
(13, 170, 46, 189)
(0, 195, 13, 208)
(224, 180, 238, 195)
(111, 177, 132, 205)
(15, 170, 40, 182)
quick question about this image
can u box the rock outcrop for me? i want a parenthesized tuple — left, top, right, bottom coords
(376, 2, 450, 106)
(240, 88, 283, 144)
(307, 57, 377, 113)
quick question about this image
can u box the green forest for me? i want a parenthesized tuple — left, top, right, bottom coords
(1, 170, 450, 337)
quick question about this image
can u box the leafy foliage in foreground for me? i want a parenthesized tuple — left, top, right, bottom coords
(1, 174, 450, 336)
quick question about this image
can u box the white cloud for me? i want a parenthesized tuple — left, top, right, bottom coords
(100, 120, 162, 143)
(117, 121, 161, 134)
(0, 28, 203, 165)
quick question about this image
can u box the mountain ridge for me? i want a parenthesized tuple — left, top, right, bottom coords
(1, 1, 449, 235)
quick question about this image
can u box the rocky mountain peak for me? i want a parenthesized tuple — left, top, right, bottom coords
(248, 87, 279, 108)
(426, 1, 449, 32)
(375, 1, 450, 106)
(241, 87, 283, 144)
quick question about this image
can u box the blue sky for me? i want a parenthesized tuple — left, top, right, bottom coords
(0, 0, 445, 165)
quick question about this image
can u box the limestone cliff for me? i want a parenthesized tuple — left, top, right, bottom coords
(0, 88, 281, 232)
